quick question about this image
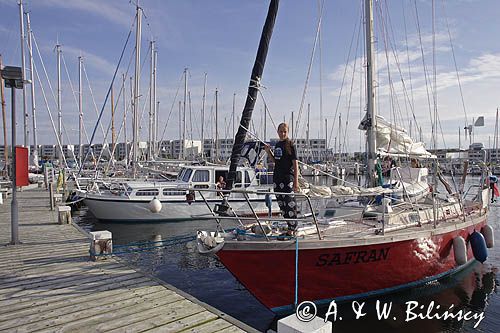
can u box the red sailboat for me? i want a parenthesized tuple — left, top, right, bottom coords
(198, 0, 494, 314)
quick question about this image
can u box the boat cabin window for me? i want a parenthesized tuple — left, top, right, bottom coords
(163, 188, 186, 196)
(136, 189, 159, 196)
(192, 170, 210, 182)
(177, 168, 186, 180)
(181, 169, 193, 182)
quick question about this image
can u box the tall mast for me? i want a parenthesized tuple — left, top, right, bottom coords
(19, 0, 28, 147)
(111, 82, 115, 160)
(148, 40, 154, 160)
(56, 43, 63, 159)
(232, 92, 236, 138)
(132, 3, 142, 176)
(201, 73, 207, 159)
(123, 74, 128, 168)
(182, 67, 188, 160)
(153, 45, 157, 158)
(78, 56, 83, 167)
(364, 0, 377, 186)
(215, 87, 219, 162)
(26, 12, 38, 166)
(495, 108, 499, 163)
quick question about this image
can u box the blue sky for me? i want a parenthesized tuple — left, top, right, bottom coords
(1, 0, 500, 153)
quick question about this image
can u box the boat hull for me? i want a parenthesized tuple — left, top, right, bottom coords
(83, 196, 277, 222)
(216, 216, 488, 312)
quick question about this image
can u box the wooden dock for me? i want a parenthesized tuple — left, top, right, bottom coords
(0, 188, 257, 332)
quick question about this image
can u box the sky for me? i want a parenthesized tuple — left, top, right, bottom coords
(1, 0, 500, 153)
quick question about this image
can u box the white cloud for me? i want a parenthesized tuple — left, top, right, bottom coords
(33, 0, 134, 28)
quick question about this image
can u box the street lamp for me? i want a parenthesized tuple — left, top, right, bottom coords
(1, 66, 23, 245)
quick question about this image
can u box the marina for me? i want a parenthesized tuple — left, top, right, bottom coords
(1, 0, 500, 332)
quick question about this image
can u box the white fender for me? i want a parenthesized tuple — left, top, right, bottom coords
(481, 225, 494, 248)
(453, 236, 467, 266)
(149, 197, 162, 213)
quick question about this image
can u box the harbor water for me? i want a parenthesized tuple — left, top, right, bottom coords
(75, 177, 500, 332)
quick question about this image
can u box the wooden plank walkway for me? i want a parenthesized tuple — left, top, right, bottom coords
(0, 188, 257, 333)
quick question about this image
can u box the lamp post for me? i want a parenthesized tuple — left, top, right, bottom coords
(1, 66, 23, 245)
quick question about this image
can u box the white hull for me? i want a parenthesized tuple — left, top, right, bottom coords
(82, 194, 278, 222)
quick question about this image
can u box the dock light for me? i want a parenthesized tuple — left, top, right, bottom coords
(1, 65, 24, 245)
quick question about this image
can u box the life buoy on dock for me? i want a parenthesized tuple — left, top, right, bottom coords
(481, 225, 494, 248)
(470, 231, 488, 263)
(453, 236, 467, 266)
(149, 197, 162, 213)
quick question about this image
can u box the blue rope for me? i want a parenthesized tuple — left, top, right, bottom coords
(294, 237, 299, 308)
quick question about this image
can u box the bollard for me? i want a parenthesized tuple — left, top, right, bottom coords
(53, 193, 63, 203)
(89, 230, 113, 261)
(57, 205, 72, 224)
(277, 314, 332, 333)
(48, 182, 54, 210)
(0, 192, 3, 205)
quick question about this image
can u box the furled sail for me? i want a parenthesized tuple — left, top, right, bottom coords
(373, 115, 432, 158)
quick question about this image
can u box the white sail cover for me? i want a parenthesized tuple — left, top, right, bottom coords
(374, 115, 432, 158)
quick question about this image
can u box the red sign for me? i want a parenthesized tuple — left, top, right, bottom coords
(16, 146, 29, 187)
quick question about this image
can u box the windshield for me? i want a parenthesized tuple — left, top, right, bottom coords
(182, 169, 193, 182)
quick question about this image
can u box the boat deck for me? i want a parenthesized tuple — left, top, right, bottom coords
(0, 188, 255, 332)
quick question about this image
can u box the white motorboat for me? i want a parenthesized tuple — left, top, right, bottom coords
(77, 165, 280, 222)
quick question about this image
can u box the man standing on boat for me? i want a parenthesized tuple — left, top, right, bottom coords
(264, 123, 299, 234)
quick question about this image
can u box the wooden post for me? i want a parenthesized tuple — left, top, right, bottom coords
(49, 182, 54, 210)
(57, 205, 72, 224)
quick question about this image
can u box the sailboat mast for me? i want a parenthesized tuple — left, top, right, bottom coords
(181, 68, 188, 160)
(201, 73, 207, 159)
(495, 108, 499, 163)
(133, 3, 142, 176)
(26, 12, 38, 165)
(56, 43, 63, 160)
(215, 87, 219, 161)
(226, 0, 279, 190)
(19, 0, 28, 148)
(153, 44, 157, 158)
(78, 56, 83, 168)
(365, 0, 377, 186)
(148, 40, 154, 160)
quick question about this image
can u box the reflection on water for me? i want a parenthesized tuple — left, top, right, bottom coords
(74, 178, 500, 332)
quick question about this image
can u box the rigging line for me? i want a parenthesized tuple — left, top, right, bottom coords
(255, 88, 277, 131)
(158, 71, 184, 144)
(82, 63, 113, 156)
(60, 55, 98, 165)
(32, 62, 68, 169)
(377, 1, 400, 129)
(379, 0, 418, 132)
(78, 26, 134, 175)
(441, 0, 468, 127)
(318, 0, 325, 140)
(105, 81, 130, 173)
(32, 34, 59, 111)
(341, 10, 362, 157)
(94, 68, 129, 172)
(412, 0, 435, 146)
(327, 2, 361, 149)
(294, 0, 324, 139)
(402, 0, 416, 128)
